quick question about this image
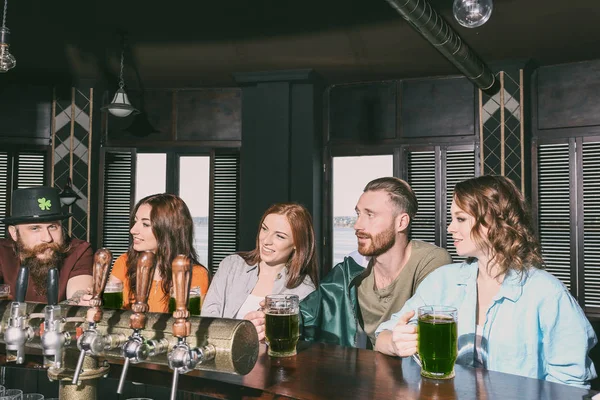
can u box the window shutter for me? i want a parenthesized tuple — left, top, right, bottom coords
(0, 152, 8, 238)
(408, 151, 436, 244)
(537, 143, 571, 289)
(99, 149, 135, 260)
(16, 153, 46, 188)
(583, 141, 600, 309)
(210, 152, 240, 275)
(445, 149, 476, 261)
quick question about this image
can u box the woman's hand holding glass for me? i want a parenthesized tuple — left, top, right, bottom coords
(389, 310, 418, 357)
(244, 310, 266, 341)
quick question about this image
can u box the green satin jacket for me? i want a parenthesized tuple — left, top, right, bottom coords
(300, 256, 366, 347)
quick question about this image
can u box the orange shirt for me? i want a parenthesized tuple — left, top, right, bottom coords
(110, 253, 209, 313)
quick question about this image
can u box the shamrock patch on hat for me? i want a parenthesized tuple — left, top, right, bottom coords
(38, 197, 52, 211)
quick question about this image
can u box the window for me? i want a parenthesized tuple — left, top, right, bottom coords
(407, 145, 476, 261)
(179, 156, 210, 267)
(331, 155, 393, 265)
(99, 148, 239, 273)
(535, 137, 600, 314)
(0, 148, 48, 238)
(135, 153, 167, 202)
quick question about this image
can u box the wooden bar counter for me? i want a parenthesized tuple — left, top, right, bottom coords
(109, 341, 595, 399)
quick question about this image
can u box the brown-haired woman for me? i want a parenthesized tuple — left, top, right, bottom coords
(375, 175, 596, 388)
(109, 193, 210, 313)
(201, 203, 319, 340)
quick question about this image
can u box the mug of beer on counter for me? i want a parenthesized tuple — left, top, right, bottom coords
(416, 305, 458, 379)
(169, 286, 202, 316)
(102, 278, 124, 309)
(264, 294, 300, 357)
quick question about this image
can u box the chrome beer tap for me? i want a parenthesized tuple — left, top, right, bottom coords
(40, 267, 71, 369)
(73, 248, 126, 384)
(4, 265, 33, 364)
(167, 255, 215, 400)
(117, 251, 169, 394)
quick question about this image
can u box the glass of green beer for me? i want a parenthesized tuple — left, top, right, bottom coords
(102, 279, 124, 309)
(264, 294, 300, 357)
(168, 286, 201, 316)
(417, 305, 458, 379)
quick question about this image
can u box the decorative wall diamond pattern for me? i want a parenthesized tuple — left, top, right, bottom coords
(52, 88, 93, 241)
(479, 70, 524, 191)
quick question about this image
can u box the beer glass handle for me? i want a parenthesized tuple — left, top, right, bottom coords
(411, 354, 422, 367)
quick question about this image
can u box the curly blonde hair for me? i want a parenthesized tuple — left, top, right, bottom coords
(453, 175, 544, 277)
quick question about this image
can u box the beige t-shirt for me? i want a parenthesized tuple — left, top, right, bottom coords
(356, 240, 452, 346)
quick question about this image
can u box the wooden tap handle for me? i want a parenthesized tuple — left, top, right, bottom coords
(130, 251, 156, 329)
(171, 255, 192, 338)
(89, 248, 113, 323)
(90, 249, 113, 305)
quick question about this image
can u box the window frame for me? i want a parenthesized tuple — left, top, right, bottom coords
(97, 145, 240, 273)
(532, 134, 600, 317)
(0, 144, 51, 238)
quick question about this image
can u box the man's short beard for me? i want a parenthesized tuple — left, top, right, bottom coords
(356, 224, 396, 257)
(15, 234, 70, 297)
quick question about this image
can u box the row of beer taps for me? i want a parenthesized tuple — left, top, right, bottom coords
(3, 248, 215, 400)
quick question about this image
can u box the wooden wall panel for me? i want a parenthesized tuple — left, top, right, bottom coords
(401, 77, 475, 138)
(176, 89, 241, 141)
(329, 82, 396, 142)
(537, 60, 600, 130)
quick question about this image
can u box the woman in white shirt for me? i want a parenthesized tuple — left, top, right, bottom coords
(201, 203, 319, 340)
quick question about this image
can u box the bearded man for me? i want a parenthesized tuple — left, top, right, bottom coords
(0, 186, 93, 303)
(300, 177, 452, 348)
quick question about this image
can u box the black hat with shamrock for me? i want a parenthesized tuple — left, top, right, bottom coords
(0, 186, 72, 225)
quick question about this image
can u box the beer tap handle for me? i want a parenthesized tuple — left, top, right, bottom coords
(88, 248, 113, 323)
(117, 357, 130, 394)
(15, 265, 29, 303)
(47, 268, 59, 306)
(171, 255, 192, 339)
(130, 251, 156, 330)
(170, 369, 180, 400)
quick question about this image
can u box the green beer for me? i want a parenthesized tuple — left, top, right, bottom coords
(264, 294, 300, 357)
(169, 286, 202, 315)
(265, 312, 299, 357)
(103, 279, 124, 309)
(417, 307, 458, 379)
(168, 295, 201, 316)
(102, 291, 124, 309)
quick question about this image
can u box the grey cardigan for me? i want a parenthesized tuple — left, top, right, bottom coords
(201, 254, 316, 318)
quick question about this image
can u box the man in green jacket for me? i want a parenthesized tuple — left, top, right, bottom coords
(300, 177, 452, 348)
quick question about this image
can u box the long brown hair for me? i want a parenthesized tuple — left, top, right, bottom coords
(126, 193, 201, 302)
(239, 203, 319, 288)
(453, 175, 544, 277)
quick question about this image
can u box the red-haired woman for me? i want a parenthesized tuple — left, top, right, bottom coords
(202, 203, 319, 340)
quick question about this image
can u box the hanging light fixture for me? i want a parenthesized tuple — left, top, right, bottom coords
(453, 0, 493, 28)
(59, 178, 82, 207)
(101, 45, 139, 118)
(0, 0, 16, 72)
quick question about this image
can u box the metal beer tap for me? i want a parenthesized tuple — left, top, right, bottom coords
(4, 265, 33, 364)
(116, 251, 169, 394)
(167, 255, 215, 400)
(73, 248, 126, 384)
(40, 267, 71, 369)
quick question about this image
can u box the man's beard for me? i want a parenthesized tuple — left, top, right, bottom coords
(356, 225, 396, 257)
(16, 237, 69, 297)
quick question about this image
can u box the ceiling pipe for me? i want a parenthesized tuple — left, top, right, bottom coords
(384, 0, 499, 95)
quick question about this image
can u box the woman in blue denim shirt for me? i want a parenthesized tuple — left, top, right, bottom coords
(375, 175, 597, 388)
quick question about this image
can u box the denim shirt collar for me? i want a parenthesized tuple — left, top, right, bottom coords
(456, 261, 526, 303)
